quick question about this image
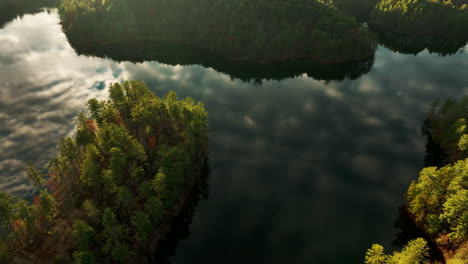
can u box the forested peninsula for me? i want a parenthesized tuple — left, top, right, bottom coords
(0, 81, 209, 263)
(364, 98, 468, 264)
(58, 0, 376, 64)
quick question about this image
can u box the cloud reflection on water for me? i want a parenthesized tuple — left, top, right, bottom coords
(0, 11, 120, 196)
(0, 10, 467, 264)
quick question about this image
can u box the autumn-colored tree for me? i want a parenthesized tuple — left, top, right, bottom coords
(1, 81, 208, 262)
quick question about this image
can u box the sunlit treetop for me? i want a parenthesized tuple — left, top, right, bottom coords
(0, 81, 208, 263)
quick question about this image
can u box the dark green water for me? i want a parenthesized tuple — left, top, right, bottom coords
(0, 9, 467, 263)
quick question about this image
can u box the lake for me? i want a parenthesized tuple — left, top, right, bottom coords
(0, 8, 467, 264)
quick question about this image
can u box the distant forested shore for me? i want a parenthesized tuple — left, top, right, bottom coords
(2, 0, 467, 81)
(58, 0, 377, 63)
(55, 0, 467, 81)
(369, 0, 468, 39)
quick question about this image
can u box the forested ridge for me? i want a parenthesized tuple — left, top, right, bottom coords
(364, 98, 468, 264)
(0, 81, 209, 263)
(369, 0, 468, 38)
(58, 0, 376, 63)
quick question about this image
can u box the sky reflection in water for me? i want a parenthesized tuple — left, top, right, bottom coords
(0, 10, 467, 264)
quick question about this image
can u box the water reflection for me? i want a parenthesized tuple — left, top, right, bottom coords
(0, 10, 468, 264)
(0, 0, 56, 28)
(391, 117, 450, 263)
(392, 206, 445, 262)
(373, 28, 468, 56)
(67, 41, 375, 83)
(58, 0, 378, 82)
(0, 11, 119, 196)
(153, 160, 211, 264)
(59, 0, 377, 65)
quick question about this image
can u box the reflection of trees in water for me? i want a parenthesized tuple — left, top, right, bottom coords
(391, 117, 449, 263)
(66, 40, 375, 83)
(0, 0, 57, 28)
(58, 0, 378, 82)
(152, 160, 210, 264)
(421, 118, 449, 168)
(373, 27, 468, 56)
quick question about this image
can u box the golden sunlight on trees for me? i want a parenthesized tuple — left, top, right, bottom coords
(0, 81, 208, 263)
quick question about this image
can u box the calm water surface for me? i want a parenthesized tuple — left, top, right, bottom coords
(0, 10, 467, 263)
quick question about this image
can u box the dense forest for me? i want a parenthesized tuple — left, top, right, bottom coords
(58, 0, 376, 63)
(56, 0, 468, 79)
(0, 81, 209, 263)
(1, 1, 468, 263)
(368, 0, 468, 54)
(3, 0, 467, 67)
(333, 0, 380, 21)
(369, 0, 468, 39)
(364, 98, 468, 264)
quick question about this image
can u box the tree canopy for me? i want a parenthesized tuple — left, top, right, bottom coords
(59, 0, 376, 63)
(0, 81, 209, 263)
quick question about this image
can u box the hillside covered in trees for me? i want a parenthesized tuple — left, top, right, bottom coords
(58, 0, 376, 63)
(0, 81, 209, 263)
(369, 0, 468, 39)
(364, 98, 468, 264)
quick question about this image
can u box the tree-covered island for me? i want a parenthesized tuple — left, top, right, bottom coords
(0, 81, 209, 263)
(58, 0, 377, 64)
(364, 98, 468, 264)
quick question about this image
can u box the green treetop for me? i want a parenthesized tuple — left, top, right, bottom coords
(0, 81, 208, 263)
